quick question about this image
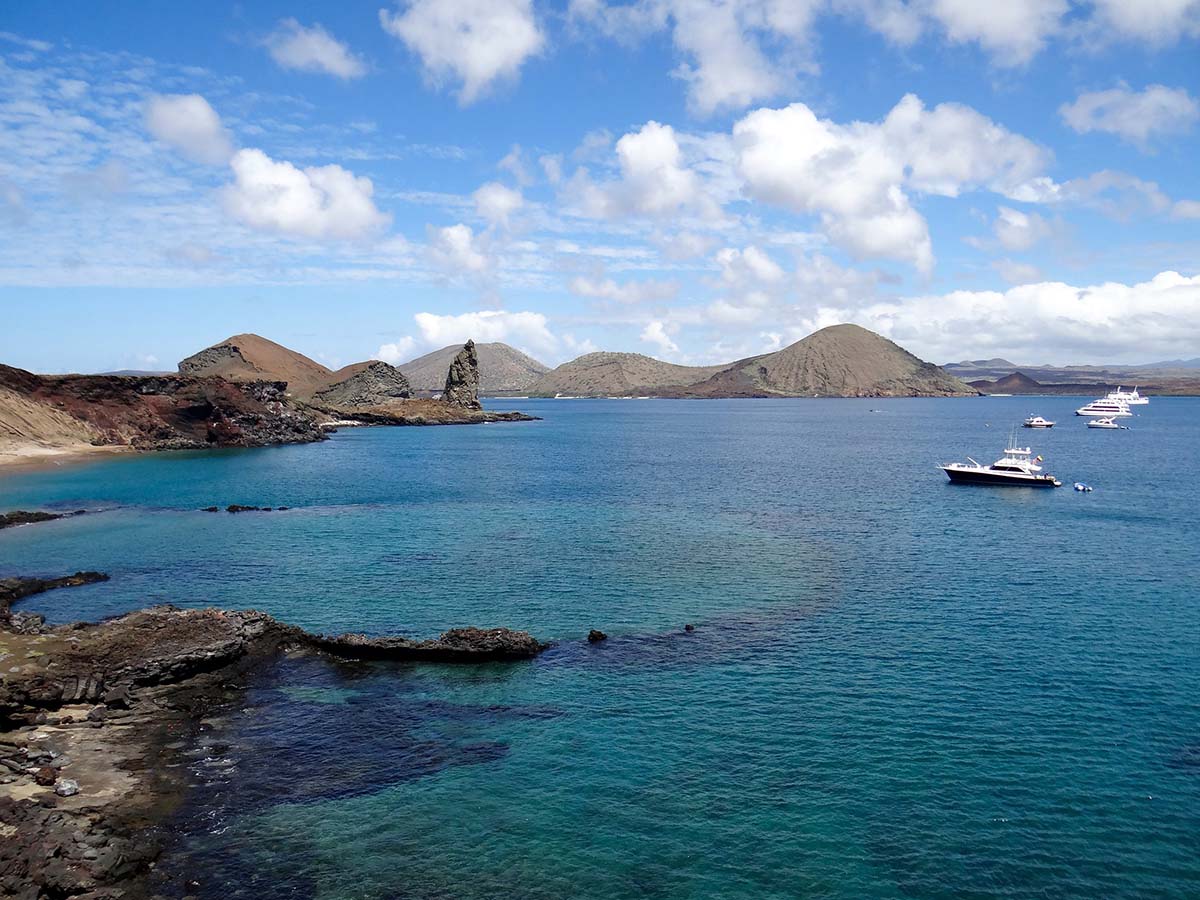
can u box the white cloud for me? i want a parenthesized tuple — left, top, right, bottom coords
(379, 0, 545, 104)
(0, 178, 28, 226)
(413, 309, 559, 355)
(992, 258, 1043, 284)
(1060, 84, 1200, 147)
(837, 270, 1200, 364)
(1087, 0, 1200, 43)
(569, 275, 680, 303)
(427, 223, 489, 273)
(473, 181, 523, 228)
(1059, 170, 1173, 219)
(716, 245, 785, 286)
(1173, 199, 1200, 219)
(992, 206, 1052, 251)
(572, 120, 720, 220)
(640, 319, 680, 354)
(145, 93, 234, 165)
(655, 230, 719, 260)
(265, 19, 367, 79)
(733, 93, 1049, 273)
(376, 336, 418, 364)
(221, 148, 391, 239)
(920, 0, 1067, 65)
(571, 0, 1076, 114)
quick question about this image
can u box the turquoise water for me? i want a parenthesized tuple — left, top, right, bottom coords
(3, 398, 1199, 898)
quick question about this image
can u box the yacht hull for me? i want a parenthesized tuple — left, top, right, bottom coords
(940, 467, 1060, 487)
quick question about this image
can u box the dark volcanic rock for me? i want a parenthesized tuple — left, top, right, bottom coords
(443, 340, 482, 409)
(0, 363, 326, 452)
(0, 572, 109, 628)
(0, 583, 546, 898)
(587, 630, 608, 643)
(314, 626, 546, 662)
(314, 360, 412, 408)
(0, 510, 63, 529)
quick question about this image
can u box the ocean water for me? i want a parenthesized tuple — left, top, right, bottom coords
(2, 397, 1199, 899)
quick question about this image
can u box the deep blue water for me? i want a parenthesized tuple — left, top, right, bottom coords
(2, 397, 1199, 899)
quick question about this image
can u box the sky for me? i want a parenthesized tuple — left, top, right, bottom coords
(1, 0, 1198, 374)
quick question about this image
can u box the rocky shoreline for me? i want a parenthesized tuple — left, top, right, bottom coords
(0, 569, 546, 899)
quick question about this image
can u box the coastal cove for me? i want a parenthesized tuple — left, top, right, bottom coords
(3, 397, 1200, 899)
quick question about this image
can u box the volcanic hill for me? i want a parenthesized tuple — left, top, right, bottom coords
(399, 342, 549, 394)
(530, 324, 975, 398)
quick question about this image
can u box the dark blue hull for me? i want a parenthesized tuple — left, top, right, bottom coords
(942, 467, 1059, 487)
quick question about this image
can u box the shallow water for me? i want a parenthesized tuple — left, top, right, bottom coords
(3, 397, 1199, 898)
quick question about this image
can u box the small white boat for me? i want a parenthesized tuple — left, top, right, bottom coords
(1076, 398, 1132, 417)
(1023, 415, 1055, 428)
(1074, 482, 1094, 492)
(1107, 386, 1148, 406)
(940, 443, 1061, 487)
(1087, 417, 1128, 430)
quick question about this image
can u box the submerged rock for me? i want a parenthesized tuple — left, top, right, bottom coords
(442, 340, 482, 409)
(587, 630, 608, 643)
(315, 626, 546, 662)
(0, 572, 109, 628)
(0, 510, 63, 529)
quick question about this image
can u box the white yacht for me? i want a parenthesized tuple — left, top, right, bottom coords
(1022, 415, 1055, 428)
(1107, 386, 1148, 405)
(1087, 417, 1128, 429)
(940, 444, 1062, 487)
(1075, 397, 1132, 417)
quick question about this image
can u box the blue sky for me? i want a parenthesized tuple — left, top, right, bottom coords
(1, 0, 1198, 374)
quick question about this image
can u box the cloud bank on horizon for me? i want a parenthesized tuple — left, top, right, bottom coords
(0, 1, 1198, 373)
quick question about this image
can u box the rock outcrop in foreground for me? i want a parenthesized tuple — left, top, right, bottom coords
(0, 364, 326, 458)
(442, 339, 483, 409)
(312, 360, 411, 408)
(0, 571, 547, 898)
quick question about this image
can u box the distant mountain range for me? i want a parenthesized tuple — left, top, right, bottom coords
(944, 357, 1200, 382)
(173, 327, 975, 400)
(530, 324, 974, 398)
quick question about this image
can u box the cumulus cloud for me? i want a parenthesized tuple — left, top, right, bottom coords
(473, 181, 523, 229)
(839, 271, 1200, 364)
(380, 0, 544, 104)
(571, 0, 1080, 114)
(733, 94, 1048, 272)
(991, 206, 1053, 251)
(640, 319, 680, 354)
(920, 0, 1067, 65)
(145, 94, 234, 165)
(569, 275, 680, 303)
(415, 309, 559, 355)
(427, 223, 490, 273)
(221, 148, 391, 239)
(572, 120, 720, 220)
(376, 336, 418, 364)
(1060, 84, 1200, 147)
(265, 19, 367, 79)
(1086, 0, 1200, 43)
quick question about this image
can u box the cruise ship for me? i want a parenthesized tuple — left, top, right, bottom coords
(940, 444, 1062, 487)
(1107, 386, 1148, 405)
(1076, 397, 1132, 417)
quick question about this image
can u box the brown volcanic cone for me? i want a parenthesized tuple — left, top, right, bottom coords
(178, 333, 333, 396)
